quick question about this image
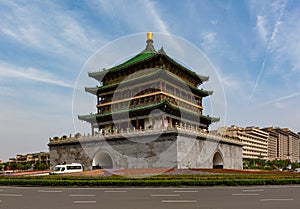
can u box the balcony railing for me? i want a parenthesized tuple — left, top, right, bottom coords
(49, 125, 242, 146)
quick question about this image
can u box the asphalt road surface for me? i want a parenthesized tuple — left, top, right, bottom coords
(0, 185, 300, 209)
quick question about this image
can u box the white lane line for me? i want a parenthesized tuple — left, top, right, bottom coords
(74, 200, 96, 204)
(232, 194, 260, 196)
(0, 190, 3, 192)
(69, 194, 96, 197)
(162, 200, 197, 203)
(0, 194, 23, 197)
(173, 190, 198, 193)
(151, 194, 181, 197)
(105, 190, 127, 193)
(260, 199, 293, 202)
(37, 190, 62, 193)
(0, 200, 2, 203)
(242, 189, 264, 192)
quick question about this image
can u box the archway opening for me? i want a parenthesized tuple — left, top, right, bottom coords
(213, 152, 223, 169)
(92, 151, 113, 169)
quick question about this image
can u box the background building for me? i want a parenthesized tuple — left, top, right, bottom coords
(262, 127, 300, 162)
(217, 125, 300, 163)
(1, 152, 50, 171)
(220, 125, 268, 160)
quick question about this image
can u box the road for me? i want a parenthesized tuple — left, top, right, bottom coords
(0, 185, 300, 209)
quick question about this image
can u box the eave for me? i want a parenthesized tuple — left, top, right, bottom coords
(78, 99, 219, 125)
(88, 52, 157, 81)
(85, 69, 213, 97)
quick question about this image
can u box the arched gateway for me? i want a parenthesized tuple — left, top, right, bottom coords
(92, 151, 113, 169)
(213, 151, 224, 169)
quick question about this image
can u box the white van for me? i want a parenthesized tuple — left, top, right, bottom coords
(50, 163, 83, 174)
(295, 168, 300, 173)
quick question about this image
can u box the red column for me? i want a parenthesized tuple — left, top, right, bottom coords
(168, 117, 172, 127)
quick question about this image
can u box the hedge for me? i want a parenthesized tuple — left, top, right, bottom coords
(1, 177, 300, 187)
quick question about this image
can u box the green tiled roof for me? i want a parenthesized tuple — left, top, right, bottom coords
(163, 55, 209, 83)
(114, 52, 155, 70)
(88, 46, 209, 85)
(88, 52, 156, 78)
(78, 100, 166, 121)
(86, 67, 162, 94)
(78, 99, 219, 123)
(88, 51, 209, 85)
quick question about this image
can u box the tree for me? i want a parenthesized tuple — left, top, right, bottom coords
(24, 163, 32, 170)
(9, 163, 17, 170)
(16, 163, 24, 171)
(40, 163, 49, 170)
(34, 162, 41, 170)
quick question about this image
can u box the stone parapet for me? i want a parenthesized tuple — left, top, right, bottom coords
(48, 126, 242, 146)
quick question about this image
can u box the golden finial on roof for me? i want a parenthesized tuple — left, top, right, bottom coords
(147, 32, 153, 40)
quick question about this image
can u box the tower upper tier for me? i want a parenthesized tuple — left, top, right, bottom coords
(88, 33, 209, 87)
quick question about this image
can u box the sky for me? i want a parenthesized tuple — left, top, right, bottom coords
(1, 0, 300, 161)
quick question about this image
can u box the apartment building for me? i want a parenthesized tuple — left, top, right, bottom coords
(219, 125, 269, 160)
(8, 152, 50, 165)
(262, 127, 300, 162)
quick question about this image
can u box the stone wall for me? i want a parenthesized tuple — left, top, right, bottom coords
(177, 134, 243, 169)
(49, 142, 92, 170)
(49, 130, 243, 170)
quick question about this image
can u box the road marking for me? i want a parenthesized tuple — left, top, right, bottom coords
(74, 200, 96, 204)
(0, 200, 2, 203)
(37, 190, 62, 193)
(242, 189, 264, 192)
(232, 194, 260, 196)
(260, 199, 294, 202)
(0, 194, 23, 197)
(105, 190, 127, 193)
(0, 190, 3, 192)
(162, 200, 197, 203)
(151, 194, 181, 197)
(173, 190, 198, 193)
(69, 194, 96, 197)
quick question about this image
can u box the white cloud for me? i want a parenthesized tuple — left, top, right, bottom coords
(0, 1, 103, 65)
(200, 32, 217, 52)
(87, 0, 169, 34)
(144, 0, 169, 34)
(272, 12, 300, 72)
(251, 0, 287, 98)
(274, 102, 285, 109)
(256, 15, 267, 44)
(220, 74, 241, 89)
(0, 61, 73, 88)
(262, 92, 300, 106)
(211, 20, 218, 25)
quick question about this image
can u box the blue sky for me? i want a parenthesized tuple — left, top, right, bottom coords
(1, 0, 300, 161)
